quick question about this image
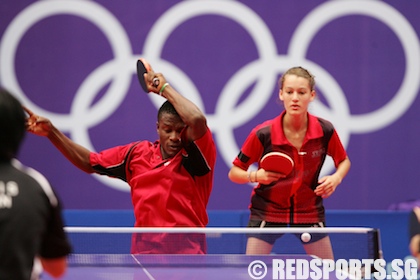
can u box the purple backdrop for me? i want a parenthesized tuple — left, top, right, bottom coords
(1, 0, 419, 210)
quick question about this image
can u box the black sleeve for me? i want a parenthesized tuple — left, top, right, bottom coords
(182, 141, 211, 177)
(39, 195, 72, 258)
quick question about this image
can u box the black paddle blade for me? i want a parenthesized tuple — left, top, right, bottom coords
(137, 59, 149, 93)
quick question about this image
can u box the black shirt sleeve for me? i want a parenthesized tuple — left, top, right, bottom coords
(39, 194, 72, 258)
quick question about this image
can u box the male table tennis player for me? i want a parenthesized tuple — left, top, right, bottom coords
(25, 63, 216, 254)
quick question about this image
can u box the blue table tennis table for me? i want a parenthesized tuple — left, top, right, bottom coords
(41, 254, 354, 280)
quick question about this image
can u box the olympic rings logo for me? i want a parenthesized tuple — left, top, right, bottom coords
(1, 0, 419, 191)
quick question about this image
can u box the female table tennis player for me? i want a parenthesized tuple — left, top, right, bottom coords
(228, 66, 351, 259)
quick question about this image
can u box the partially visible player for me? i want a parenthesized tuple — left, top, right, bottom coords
(0, 88, 71, 280)
(409, 206, 420, 268)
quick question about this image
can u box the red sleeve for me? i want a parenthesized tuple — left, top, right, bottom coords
(89, 142, 139, 180)
(327, 130, 348, 167)
(90, 144, 133, 167)
(232, 127, 264, 171)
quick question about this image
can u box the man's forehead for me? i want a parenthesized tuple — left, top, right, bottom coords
(158, 113, 184, 127)
(159, 112, 180, 121)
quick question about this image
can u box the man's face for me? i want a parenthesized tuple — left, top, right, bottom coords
(157, 112, 185, 159)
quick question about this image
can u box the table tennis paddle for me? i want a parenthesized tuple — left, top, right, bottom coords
(260, 152, 294, 176)
(137, 58, 159, 93)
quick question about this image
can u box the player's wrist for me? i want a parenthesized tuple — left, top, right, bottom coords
(46, 125, 58, 138)
(159, 82, 170, 96)
(247, 171, 254, 183)
(247, 170, 258, 183)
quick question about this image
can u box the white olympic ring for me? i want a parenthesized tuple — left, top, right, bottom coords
(1, 0, 419, 192)
(289, 0, 420, 133)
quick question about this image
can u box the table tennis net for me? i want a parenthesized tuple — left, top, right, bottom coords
(67, 254, 302, 268)
(65, 227, 382, 263)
